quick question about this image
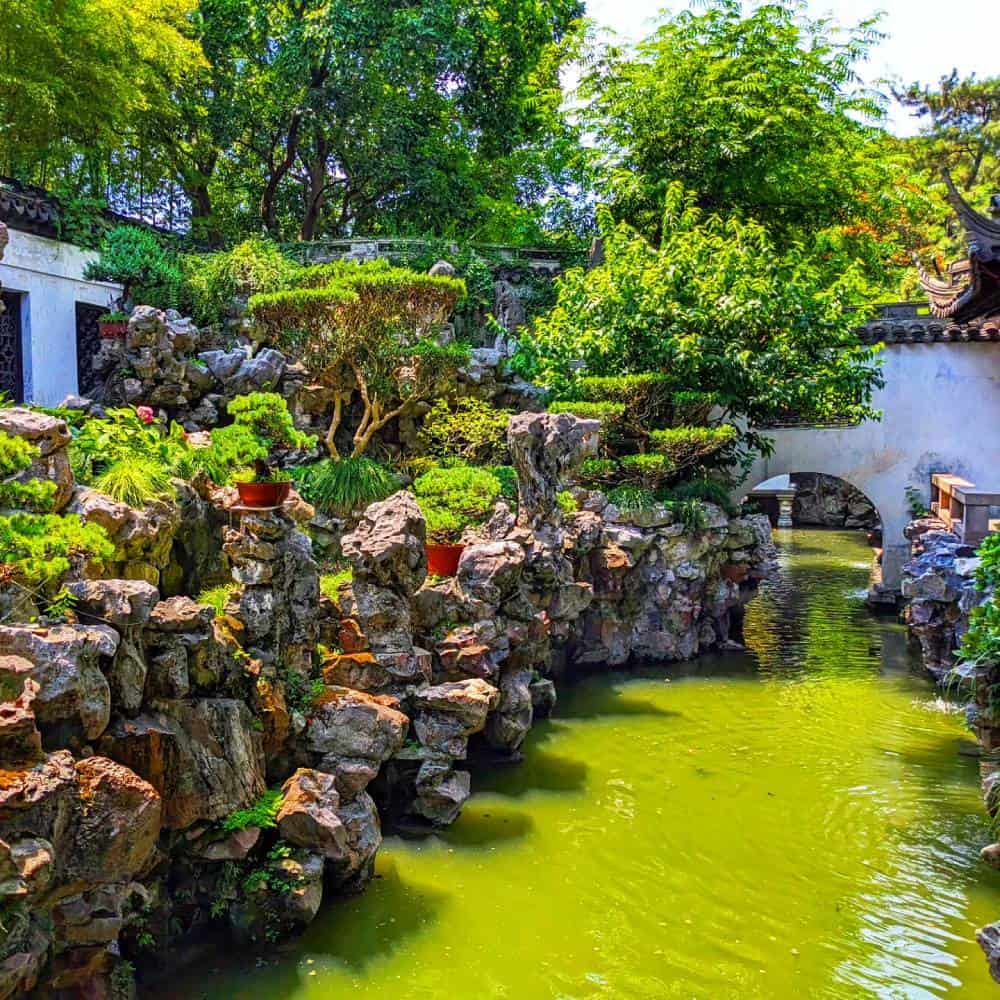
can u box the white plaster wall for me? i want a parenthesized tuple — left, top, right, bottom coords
(0, 229, 121, 405)
(745, 343, 1000, 589)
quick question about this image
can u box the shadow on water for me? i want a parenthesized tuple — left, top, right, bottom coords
(290, 859, 447, 972)
(470, 737, 590, 797)
(430, 805, 535, 847)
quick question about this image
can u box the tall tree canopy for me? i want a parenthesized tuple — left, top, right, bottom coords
(580, 0, 912, 280)
(5, 0, 587, 245)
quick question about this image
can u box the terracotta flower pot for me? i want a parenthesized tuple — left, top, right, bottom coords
(98, 321, 129, 339)
(236, 481, 291, 508)
(426, 542, 465, 577)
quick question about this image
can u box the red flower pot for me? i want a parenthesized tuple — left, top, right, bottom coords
(99, 321, 129, 339)
(237, 481, 291, 508)
(426, 543, 465, 577)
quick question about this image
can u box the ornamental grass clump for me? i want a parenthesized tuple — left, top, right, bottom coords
(413, 465, 502, 544)
(293, 457, 399, 515)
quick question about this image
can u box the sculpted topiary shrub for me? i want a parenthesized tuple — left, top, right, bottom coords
(250, 264, 467, 459)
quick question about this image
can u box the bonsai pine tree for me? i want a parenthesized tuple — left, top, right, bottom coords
(249, 263, 467, 458)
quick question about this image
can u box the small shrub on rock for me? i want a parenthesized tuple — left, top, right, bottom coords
(227, 392, 316, 452)
(0, 432, 57, 511)
(0, 512, 113, 589)
(413, 465, 502, 543)
(647, 425, 739, 473)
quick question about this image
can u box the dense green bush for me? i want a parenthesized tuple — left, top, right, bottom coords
(417, 398, 511, 466)
(567, 375, 673, 426)
(0, 512, 113, 590)
(181, 238, 296, 324)
(577, 458, 618, 487)
(413, 465, 502, 544)
(607, 485, 656, 512)
(618, 453, 675, 488)
(547, 400, 626, 422)
(514, 190, 883, 458)
(84, 225, 183, 309)
(293, 457, 399, 515)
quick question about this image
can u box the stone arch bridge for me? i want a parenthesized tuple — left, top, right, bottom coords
(744, 305, 1000, 593)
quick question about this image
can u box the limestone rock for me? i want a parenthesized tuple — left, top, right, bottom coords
(68, 579, 160, 630)
(507, 412, 600, 525)
(412, 759, 470, 826)
(277, 768, 348, 861)
(342, 492, 427, 595)
(307, 687, 409, 765)
(978, 920, 1000, 984)
(99, 699, 265, 829)
(457, 541, 525, 607)
(328, 790, 381, 888)
(0, 624, 118, 746)
(68, 757, 161, 884)
(149, 596, 215, 633)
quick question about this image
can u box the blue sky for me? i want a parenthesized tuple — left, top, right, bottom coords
(585, 0, 997, 135)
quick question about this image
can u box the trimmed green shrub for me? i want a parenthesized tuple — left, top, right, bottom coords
(182, 424, 268, 486)
(547, 400, 627, 422)
(577, 457, 618, 487)
(293, 457, 399, 515)
(84, 225, 183, 309)
(418, 398, 511, 465)
(619, 452, 675, 488)
(647, 425, 739, 472)
(413, 465, 502, 544)
(0, 433, 57, 511)
(249, 264, 466, 459)
(569, 374, 673, 426)
(227, 393, 315, 452)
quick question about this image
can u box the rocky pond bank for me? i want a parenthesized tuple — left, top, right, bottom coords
(0, 407, 775, 999)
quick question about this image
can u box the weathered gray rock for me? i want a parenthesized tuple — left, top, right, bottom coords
(343, 492, 427, 594)
(978, 920, 1000, 984)
(99, 699, 265, 829)
(0, 624, 118, 746)
(306, 688, 409, 765)
(507, 411, 600, 525)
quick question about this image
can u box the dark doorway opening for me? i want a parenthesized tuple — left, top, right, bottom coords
(75, 302, 106, 399)
(0, 291, 24, 402)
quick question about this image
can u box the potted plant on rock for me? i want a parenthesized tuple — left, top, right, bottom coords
(98, 310, 129, 339)
(413, 465, 502, 576)
(236, 460, 294, 508)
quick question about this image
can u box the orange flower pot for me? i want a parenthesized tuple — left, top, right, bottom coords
(237, 481, 291, 508)
(426, 543, 465, 577)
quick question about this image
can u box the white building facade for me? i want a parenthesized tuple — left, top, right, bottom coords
(0, 213, 120, 406)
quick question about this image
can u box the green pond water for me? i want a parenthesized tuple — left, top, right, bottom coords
(165, 529, 1000, 999)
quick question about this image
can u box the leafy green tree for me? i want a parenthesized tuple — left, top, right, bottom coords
(0, 0, 203, 183)
(580, 0, 909, 275)
(893, 72, 1000, 296)
(515, 191, 884, 461)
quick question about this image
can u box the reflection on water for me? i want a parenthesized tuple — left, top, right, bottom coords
(161, 530, 1000, 999)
